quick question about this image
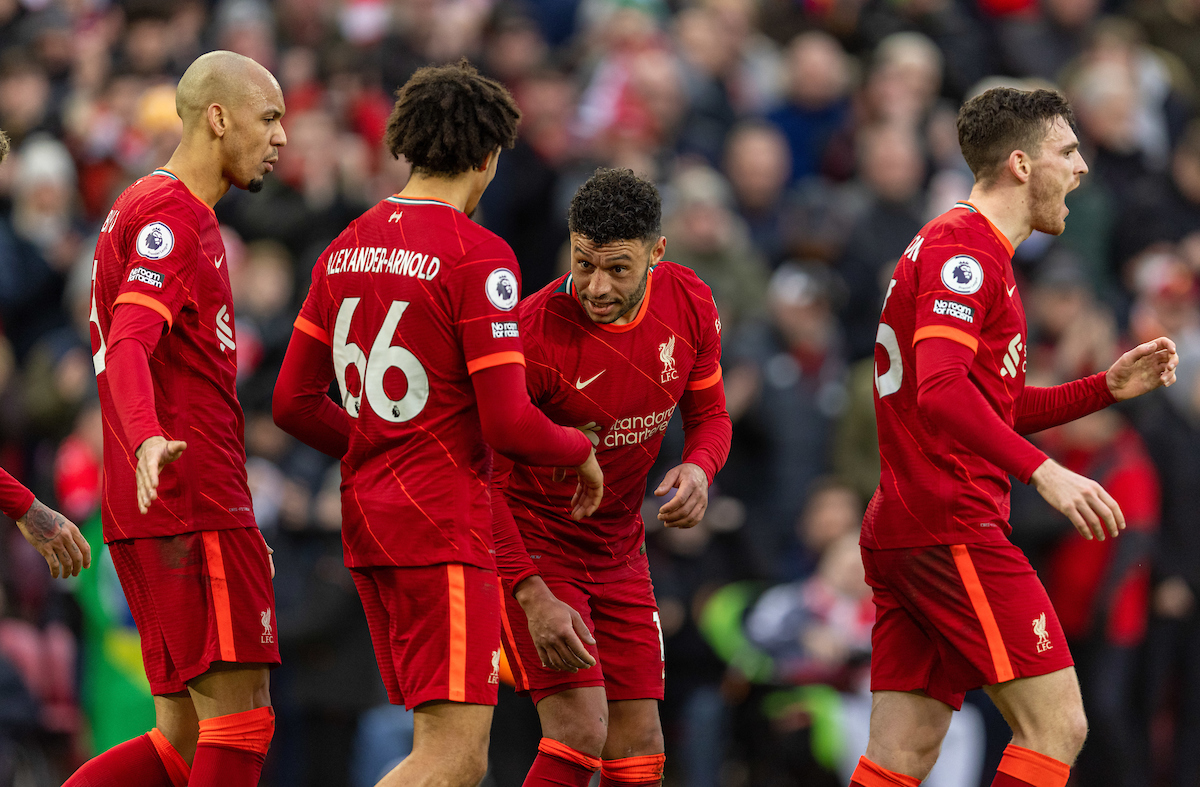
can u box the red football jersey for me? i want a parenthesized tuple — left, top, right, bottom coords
(90, 169, 255, 541)
(503, 262, 723, 582)
(295, 196, 529, 570)
(863, 201, 1029, 550)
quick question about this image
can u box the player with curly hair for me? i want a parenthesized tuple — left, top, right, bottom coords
(493, 168, 732, 787)
(272, 59, 603, 787)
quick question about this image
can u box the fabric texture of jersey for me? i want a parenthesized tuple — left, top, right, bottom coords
(502, 262, 724, 583)
(90, 170, 254, 542)
(110, 527, 280, 695)
(499, 571, 665, 704)
(352, 563, 502, 709)
(863, 540, 1073, 708)
(295, 196, 529, 569)
(864, 202, 1030, 550)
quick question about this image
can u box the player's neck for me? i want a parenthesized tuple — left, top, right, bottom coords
(399, 172, 480, 214)
(162, 140, 231, 209)
(964, 185, 1032, 251)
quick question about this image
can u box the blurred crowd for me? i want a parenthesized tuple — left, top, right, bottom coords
(0, 0, 1199, 783)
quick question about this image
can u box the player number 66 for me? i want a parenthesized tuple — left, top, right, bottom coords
(332, 297, 430, 423)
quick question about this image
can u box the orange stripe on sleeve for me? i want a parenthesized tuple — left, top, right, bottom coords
(951, 544, 1015, 683)
(293, 315, 331, 346)
(914, 325, 979, 353)
(115, 292, 174, 328)
(466, 351, 526, 375)
(685, 366, 723, 391)
(201, 531, 238, 662)
(997, 744, 1070, 787)
(447, 564, 467, 702)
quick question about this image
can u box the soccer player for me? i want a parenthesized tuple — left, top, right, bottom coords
(852, 88, 1178, 787)
(70, 51, 286, 787)
(492, 168, 732, 787)
(271, 60, 603, 787)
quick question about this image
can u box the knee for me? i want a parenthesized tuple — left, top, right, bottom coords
(1063, 707, 1089, 758)
(557, 716, 609, 758)
(605, 726, 664, 759)
(456, 750, 489, 787)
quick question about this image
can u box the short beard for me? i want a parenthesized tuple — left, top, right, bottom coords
(584, 264, 650, 324)
(1028, 167, 1065, 235)
(247, 177, 265, 194)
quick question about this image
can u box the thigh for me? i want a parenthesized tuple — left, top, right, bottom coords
(500, 576, 604, 704)
(110, 528, 279, 696)
(590, 574, 665, 703)
(867, 542, 1074, 704)
(411, 701, 494, 759)
(368, 564, 502, 710)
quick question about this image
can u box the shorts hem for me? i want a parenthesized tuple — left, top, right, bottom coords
(403, 688, 499, 711)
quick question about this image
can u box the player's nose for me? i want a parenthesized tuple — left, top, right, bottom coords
(274, 123, 288, 147)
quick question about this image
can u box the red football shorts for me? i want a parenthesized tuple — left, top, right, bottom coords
(109, 527, 280, 696)
(862, 540, 1074, 709)
(352, 563, 502, 710)
(500, 572, 665, 705)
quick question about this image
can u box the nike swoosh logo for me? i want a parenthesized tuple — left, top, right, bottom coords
(575, 370, 605, 390)
(1007, 283, 1016, 297)
(215, 254, 224, 269)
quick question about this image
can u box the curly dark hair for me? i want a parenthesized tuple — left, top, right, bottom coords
(384, 59, 521, 176)
(957, 87, 1076, 185)
(568, 168, 662, 246)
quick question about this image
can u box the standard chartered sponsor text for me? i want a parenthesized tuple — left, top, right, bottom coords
(604, 405, 677, 447)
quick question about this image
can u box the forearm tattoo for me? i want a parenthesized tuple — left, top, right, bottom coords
(20, 500, 64, 545)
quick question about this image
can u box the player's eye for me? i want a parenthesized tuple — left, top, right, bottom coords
(577, 260, 592, 270)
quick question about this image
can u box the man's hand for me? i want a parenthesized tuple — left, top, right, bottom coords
(654, 463, 709, 528)
(514, 576, 597, 672)
(1107, 336, 1178, 401)
(16, 499, 91, 579)
(1030, 458, 1124, 541)
(570, 449, 604, 520)
(136, 436, 188, 514)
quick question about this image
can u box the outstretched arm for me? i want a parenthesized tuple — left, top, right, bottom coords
(917, 337, 1124, 541)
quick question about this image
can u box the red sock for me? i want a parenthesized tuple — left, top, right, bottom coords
(523, 738, 601, 787)
(990, 745, 1070, 787)
(599, 753, 666, 787)
(849, 756, 921, 787)
(189, 707, 275, 787)
(64, 729, 189, 787)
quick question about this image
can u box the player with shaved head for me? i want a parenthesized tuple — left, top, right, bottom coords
(68, 51, 286, 787)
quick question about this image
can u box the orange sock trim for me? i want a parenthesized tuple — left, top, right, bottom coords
(538, 738, 601, 771)
(601, 753, 666, 784)
(997, 745, 1070, 787)
(197, 707, 275, 756)
(850, 756, 922, 787)
(146, 729, 190, 787)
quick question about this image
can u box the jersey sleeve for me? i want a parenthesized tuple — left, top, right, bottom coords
(911, 235, 1003, 354)
(293, 252, 332, 346)
(686, 290, 724, 391)
(113, 199, 202, 328)
(446, 236, 526, 374)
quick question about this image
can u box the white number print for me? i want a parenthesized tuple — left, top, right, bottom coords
(652, 610, 666, 661)
(874, 278, 902, 397)
(89, 260, 107, 375)
(332, 298, 429, 422)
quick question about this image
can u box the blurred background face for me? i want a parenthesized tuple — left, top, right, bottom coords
(859, 124, 925, 204)
(786, 32, 850, 110)
(724, 124, 791, 211)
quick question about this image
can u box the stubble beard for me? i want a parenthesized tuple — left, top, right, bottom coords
(247, 177, 265, 193)
(1028, 167, 1066, 236)
(581, 265, 650, 324)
